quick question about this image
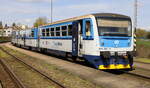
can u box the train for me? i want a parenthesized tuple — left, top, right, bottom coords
(11, 13, 135, 70)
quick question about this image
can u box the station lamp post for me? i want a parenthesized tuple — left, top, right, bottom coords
(51, 0, 53, 23)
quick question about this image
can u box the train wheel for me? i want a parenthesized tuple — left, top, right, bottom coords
(129, 56, 133, 70)
(72, 56, 77, 62)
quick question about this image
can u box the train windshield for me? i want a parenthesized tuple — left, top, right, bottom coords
(97, 18, 132, 37)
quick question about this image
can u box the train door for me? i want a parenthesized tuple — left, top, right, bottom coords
(82, 19, 94, 54)
(37, 28, 40, 49)
(72, 20, 83, 57)
(78, 21, 84, 56)
(23, 33, 26, 46)
(72, 21, 79, 57)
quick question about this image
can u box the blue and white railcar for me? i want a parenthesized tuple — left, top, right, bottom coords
(12, 30, 19, 45)
(17, 30, 26, 47)
(24, 28, 38, 49)
(12, 13, 135, 70)
(38, 13, 135, 70)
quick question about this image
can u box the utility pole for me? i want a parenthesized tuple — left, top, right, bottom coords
(51, 0, 53, 23)
(134, 0, 138, 32)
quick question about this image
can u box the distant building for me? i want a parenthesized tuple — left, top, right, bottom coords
(3, 27, 13, 37)
(0, 26, 21, 37)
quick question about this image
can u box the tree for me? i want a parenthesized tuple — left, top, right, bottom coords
(12, 22, 16, 27)
(0, 21, 3, 29)
(136, 28, 148, 38)
(33, 17, 48, 27)
(146, 32, 150, 39)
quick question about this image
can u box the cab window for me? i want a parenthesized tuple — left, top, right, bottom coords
(85, 21, 91, 36)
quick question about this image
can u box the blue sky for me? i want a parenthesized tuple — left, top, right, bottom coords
(0, 0, 149, 30)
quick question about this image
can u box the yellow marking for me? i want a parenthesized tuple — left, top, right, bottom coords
(134, 39, 136, 42)
(99, 64, 130, 70)
(134, 34, 136, 37)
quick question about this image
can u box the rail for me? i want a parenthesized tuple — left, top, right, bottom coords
(0, 47, 67, 88)
(0, 58, 26, 88)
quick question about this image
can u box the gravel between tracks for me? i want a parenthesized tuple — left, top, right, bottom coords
(134, 62, 150, 70)
(3, 43, 150, 88)
(1, 45, 102, 88)
(0, 59, 16, 88)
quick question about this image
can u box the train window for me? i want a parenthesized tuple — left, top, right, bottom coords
(56, 27, 60, 31)
(42, 29, 46, 37)
(46, 28, 50, 36)
(51, 28, 55, 36)
(62, 31, 67, 36)
(62, 26, 67, 31)
(85, 21, 91, 36)
(56, 27, 60, 36)
(68, 25, 72, 36)
(62, 26, 67, 36)
(31, 30, 34, 37)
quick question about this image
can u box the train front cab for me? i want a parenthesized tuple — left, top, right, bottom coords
(72, 14, 134, 70)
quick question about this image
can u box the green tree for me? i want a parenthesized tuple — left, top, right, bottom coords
(136, 28, 148, 38)
(0, 21, 3, 29)
(146, 32, 150, 39)
(12, 22, 16, 27)
(33, 17, 48, 27)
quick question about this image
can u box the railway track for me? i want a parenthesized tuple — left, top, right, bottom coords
(0, 47, 67, 88)
(0, 58, 25, 88)
(0, 81, 3, 88)
(123, 70, 150, 80)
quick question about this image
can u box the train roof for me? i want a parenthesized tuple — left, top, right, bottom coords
(41, 13, 130, 27)
(92, 13, 130, 18)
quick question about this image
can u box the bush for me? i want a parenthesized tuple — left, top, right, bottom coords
(146, 32, 150, 39)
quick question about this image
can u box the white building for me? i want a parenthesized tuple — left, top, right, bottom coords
(0, 27, 13, 37)
(0, 25, 29, 37)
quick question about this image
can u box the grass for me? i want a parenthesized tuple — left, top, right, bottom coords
(2, 46, 103, 88)
(0, 49, 57, 88)
(136, 39, 150, 59)
(0, 37, 11, 43)
(135, 58, 150, 64)
(137, 39, 150, 47)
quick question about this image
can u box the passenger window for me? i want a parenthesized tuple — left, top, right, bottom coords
(42, 29, 46, 37)
(31, 30, 34, 37)
(85, 21, 91, 36)
(51, 28, 55, 36)
(68, 25, 72, 36)
(62, 26, 67, 36)
(56, 27, 60, 36)
(46, 28, 50, 36)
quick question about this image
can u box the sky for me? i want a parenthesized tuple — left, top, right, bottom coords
(0, 0, 149, 30)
